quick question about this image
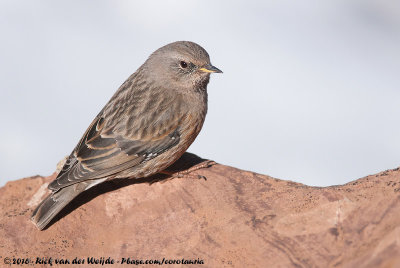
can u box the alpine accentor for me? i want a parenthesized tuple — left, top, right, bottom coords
(31, 41, 222, 230)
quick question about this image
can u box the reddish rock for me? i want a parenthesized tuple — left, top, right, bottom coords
(1, 153, 400, 267)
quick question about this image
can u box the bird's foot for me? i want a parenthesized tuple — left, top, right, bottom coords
(159, 160, 216, 182)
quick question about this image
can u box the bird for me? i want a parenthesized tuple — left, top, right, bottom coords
(31, 41, 222, 230)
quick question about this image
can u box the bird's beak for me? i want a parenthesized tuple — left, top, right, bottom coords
(199, 64, 223, 74)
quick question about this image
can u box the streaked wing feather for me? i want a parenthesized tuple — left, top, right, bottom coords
(49, 115, 181, 191)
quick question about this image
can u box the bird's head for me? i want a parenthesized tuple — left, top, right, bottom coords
(144, 41, 222, 93)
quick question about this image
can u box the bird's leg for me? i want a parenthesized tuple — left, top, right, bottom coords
(160, 160, 217, 181)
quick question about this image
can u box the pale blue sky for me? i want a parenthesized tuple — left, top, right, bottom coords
(1, 0, 399, 187)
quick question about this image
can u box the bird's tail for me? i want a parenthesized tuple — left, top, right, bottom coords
(31, 178, 106, 230)
(31, 186, 83, 230)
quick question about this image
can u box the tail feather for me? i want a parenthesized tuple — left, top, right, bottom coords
(31, 186, 83, 230)
(31, 178, 106, 230)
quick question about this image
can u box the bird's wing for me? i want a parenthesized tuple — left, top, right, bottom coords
(48, 114, 181, 192)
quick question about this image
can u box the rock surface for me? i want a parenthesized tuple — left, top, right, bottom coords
(1, 153, 400, 267)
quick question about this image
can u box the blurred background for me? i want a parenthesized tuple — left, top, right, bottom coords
(1, 0, 399, 187)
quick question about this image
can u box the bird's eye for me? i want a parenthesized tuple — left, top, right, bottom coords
(180, 61, 188, 68)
